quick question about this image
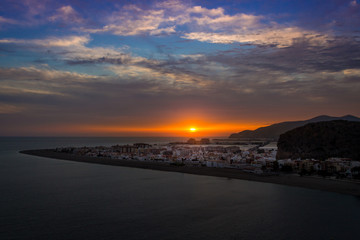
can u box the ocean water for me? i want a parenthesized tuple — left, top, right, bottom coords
(0, 137, 359, 240)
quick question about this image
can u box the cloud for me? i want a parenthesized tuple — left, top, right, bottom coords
(81, 0, 330, 48)
(187, 6, 262, 31)
(22, 0, 48, 17)
(1, 0, 334, 48)
(0, 34, 208, 87)
(343, 68, 360, 76)
(2, 0, 52, 26)
(0, 66, 106, 116)
(0, 58, 359, 136)
(0, 103, 23, 114)
(350, 0, 358, 7)
(107, 63, 208, 90)
(200, 35, 360, 78)
(96, 6, 173, 36)
(1, 1, 90, 28)
(0, 66, 104, 100)
(0, 35, 89, 47)
(49, 5, 84, 24)
(0, 0, 359, 136)
(1, 0, 353, 49)
(0, 2, 358, 121)
(183, 27, 330, 47)
(0, 16, 19, 25)
(1, 32, 358, 95)
(0, 35, 137, 67)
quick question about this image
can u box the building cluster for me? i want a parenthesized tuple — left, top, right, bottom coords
(56, 139, 360, 179)
(277, 158, 360, 178)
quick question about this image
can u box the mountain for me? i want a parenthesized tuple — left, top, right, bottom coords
(229, 115, 360, 140)
(276, 120, 360, 160)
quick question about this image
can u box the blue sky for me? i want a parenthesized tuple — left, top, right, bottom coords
(0, 0, 359, 136)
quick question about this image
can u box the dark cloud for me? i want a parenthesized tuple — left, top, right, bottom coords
(1, 0, 360, 136)
(207, 37, 360, 73)
(66, 56, 130, 65)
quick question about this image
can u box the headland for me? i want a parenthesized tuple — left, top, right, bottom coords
(20, 149, 360, 197)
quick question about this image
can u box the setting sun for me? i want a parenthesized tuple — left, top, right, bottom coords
(189, 127, 197, 132)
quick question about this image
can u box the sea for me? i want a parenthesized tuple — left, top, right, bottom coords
(1, 137, 359, 240)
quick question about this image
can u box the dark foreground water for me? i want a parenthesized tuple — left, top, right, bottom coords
(1, 137, 359, 240)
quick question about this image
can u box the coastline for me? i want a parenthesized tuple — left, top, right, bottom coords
(20, 149, 360, 197)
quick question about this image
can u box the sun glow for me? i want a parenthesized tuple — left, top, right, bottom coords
(40, 121, 266, 137)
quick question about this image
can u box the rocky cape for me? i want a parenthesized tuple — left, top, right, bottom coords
(229, 115, 360, 140)
(276, 120, 360, 160)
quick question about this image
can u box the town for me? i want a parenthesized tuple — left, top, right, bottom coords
(56, 138, 360, 179)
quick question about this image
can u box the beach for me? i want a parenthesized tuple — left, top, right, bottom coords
(21, 149, 360, 197)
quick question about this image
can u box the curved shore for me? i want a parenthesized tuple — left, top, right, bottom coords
(20, 149, 360, 197)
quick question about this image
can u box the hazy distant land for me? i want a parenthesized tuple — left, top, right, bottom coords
(21, 149, 360, 197)
(229, 115, 360, 140)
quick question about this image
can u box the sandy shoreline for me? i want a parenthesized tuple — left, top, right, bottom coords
(20, 149, 360, 197)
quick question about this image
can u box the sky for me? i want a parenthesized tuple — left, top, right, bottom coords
(0, 0, 359, 137)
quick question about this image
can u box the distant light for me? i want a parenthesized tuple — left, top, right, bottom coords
(190, 127, 197, 132)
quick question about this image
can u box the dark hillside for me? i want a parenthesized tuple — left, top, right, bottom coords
(229, 115, 360, 140)
(276, 120, 360, 160)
